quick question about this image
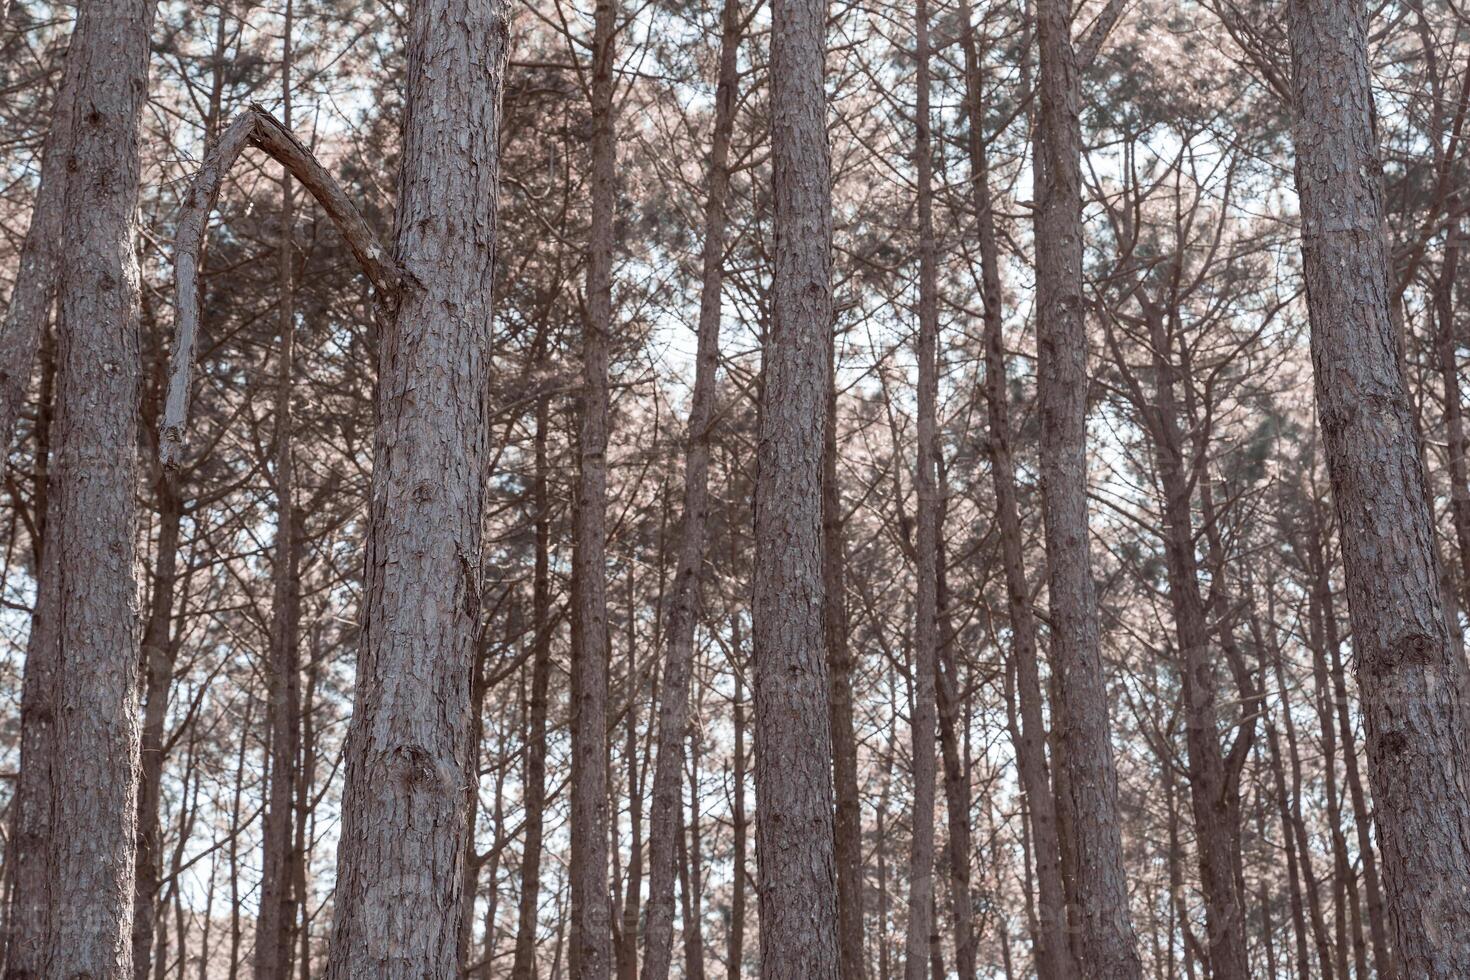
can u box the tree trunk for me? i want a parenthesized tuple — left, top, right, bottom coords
(1287, 0, 1470, 973)
(1030, 0, 1142, 974)
(258, 13, 302, 973)
(755, 0, 842, 975)
(8, 0, 155, 974)
(1142, 309, 1250, 980)
(824, 317, 865, 980)
(323, 1, 510, 974)
(962, 9, 1074, 978)
(512, 395, 555, 980)
(640, 0, 740, 973)
(904, 0, 939, 975)
(131, 412, 184, 980)
(570, 0, 617, 976)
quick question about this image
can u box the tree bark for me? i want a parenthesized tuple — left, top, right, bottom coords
(639, 1, 740, 974)
(755, 0, 842, 976)
(904, 0, 939, 975)
(323, 1, 510, 974)
(571, 0, 617, 977)
(1287, 0, 1470, 973)
(1030, 0, 1143, 974)
(10, 0, 156, 975)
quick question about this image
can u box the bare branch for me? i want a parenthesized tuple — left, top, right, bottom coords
(161, 106, 401, 469)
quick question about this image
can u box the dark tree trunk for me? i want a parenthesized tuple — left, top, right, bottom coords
(1030, 0, 1142, 974)
(570, 1, 617, 977)
(755, 0, 842, 976)
(8, 0, 156, 975)
(1288, 0, 1470, 973)
(904, 0, 939, 975)
(323, 1, 510, 974)
(512, 395, 555, 980)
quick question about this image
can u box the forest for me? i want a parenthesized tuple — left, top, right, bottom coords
(0, 0, 1468, 977)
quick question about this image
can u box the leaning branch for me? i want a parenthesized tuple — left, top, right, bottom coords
(161, 105, 403, 469)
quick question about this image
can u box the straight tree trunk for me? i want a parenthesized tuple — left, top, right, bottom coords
(1030, 0, 1143, 975)
(258, 11, 302, 973)
(755, 0, 842, 976)
(570, 1, 618, 976)
(726, 665, 747, 980)
(7, 0, 156, 975)
(640, 1, 740, 973)
(961, 10, 1075, 978)
(323, 1, 510, 974)
(823, 323, 865, 980)
(1142, 310, 1250, 980)
(1287, 0, 1470, 973)
(903, 1, 939, 975)
(512, 395, 555, 980)
(131, 470, 183, 980)
(934, 529, 975, 980)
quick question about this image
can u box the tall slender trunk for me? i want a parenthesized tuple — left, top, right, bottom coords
(755, 0, 841, 976)
(1435, 212, 1470, 629)
(824, 321, 865, 980)
(962, 12, 1072, 978)
(9, 1, 156, 974)
(324, 1, 510, 973)
(640, 1, 740, 973)
(677, 740, 707, 980)
(1314, 496, 1395, 980)
(1287, 0, 1470, 973)
(934, 521, 975, 980)
(570, 1, 617, 976)
(512, 396, 555, 980)
(1030, 0, 1142, 974)
(258, 11, 302, 973)
(726, 664, 747, 980)
(903, 1, 939, 975)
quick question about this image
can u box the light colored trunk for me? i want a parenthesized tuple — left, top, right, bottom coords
(323, 1, 510, 974)
(1288, 0, 1470, 973)
(755, 0, 841, 976)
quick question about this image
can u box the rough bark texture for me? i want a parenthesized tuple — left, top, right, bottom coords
(1287, 0, 1470, 973)
(1031, 1, 1142, 976)
(8, 0, 156, 975)
(639, 3, 740, 975)
(323, 1, 510, 975)
(755, 0, 842, 976)
(903, 1, 939, 975)
(570, 1, 617, 977)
